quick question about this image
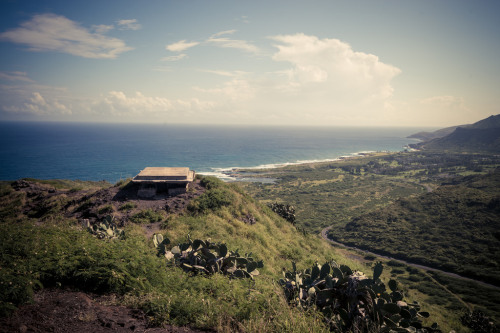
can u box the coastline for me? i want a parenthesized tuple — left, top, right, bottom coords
(199, 150, 393, 182)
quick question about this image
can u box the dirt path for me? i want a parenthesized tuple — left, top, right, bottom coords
(0, 289, 210, 333)
(320, 226, 500, 290)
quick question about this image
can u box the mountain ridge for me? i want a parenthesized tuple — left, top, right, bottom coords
(409, 114, 500, 152)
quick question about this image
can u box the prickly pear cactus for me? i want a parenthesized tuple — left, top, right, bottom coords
(279, 261, 440, 332)
(86, 215, 124, 240)
(160, 235, 263, 279)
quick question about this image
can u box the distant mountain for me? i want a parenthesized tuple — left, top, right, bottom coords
(467, 114, 500, 129)
(407, 125, 466, 141)
(409, 114, 500, 152)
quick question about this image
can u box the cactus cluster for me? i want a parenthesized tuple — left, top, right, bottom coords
(268, 202, 296, 225)
(86, 215, 124, 240)
(279, 261, 440, 332)
(153, 233, 171, 256)
(154, 234, 263, 279)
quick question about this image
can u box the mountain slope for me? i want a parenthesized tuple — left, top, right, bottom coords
(411, 114, 500, 152)
(0, 177, 367, 332)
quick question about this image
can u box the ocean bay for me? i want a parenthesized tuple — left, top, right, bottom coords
(0, 122, 427, 183)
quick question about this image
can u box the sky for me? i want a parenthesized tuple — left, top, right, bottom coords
(0, 0, 499, 127)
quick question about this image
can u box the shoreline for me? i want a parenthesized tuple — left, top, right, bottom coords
(198, 150, 396, 182)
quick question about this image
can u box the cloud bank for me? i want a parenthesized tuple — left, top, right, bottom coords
(0, 14, 133, 58)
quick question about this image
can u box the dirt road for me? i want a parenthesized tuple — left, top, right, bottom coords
(321, 226, 500, 290)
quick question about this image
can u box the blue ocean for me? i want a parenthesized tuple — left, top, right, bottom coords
(0, 122, 427, 183)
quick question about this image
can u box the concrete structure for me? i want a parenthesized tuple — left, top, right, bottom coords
(132, 167, 195, 198)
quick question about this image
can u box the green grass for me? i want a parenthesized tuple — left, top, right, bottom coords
(130, 209, 165, 224)
(0, 178, 366, 331)
(119, 202, 136, 211)
(1, 174, 495, 331)
(331, 170, 500, 285)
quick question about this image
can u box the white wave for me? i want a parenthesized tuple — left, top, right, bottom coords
(198, 150, 387, 181)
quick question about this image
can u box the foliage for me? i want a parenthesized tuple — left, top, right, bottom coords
(86, 215, 124, 239)
(242, 152, 500, 233)
(200, 176, 225, 190)
(187, 187, 235, 214)
(155, 234, 263, 279)
(0, 221, 171, 316)
(460, 310, 498, 333)
(130, 209, 165, 224)
(333, 169, 500, 285)
(279, 261, 440, 332)
(97, 204, 114, 215)
(119, 202, 136, 211)
(267, 202, 296, 225)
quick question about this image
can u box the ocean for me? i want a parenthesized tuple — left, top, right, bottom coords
(0, 122, 426, 183)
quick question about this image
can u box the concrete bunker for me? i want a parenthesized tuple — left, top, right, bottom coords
(132, 167, 195, 198)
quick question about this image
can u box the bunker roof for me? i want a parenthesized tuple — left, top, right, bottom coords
(132, 167, 195, 182)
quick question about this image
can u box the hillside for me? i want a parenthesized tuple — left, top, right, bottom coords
(330, 168, 500, 285)
(1, 176, 396, 332)
(410, 114, 500, 152)
(407, 125, 464, 141)
(241, 151, 500, 328)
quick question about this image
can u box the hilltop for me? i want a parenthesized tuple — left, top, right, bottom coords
(1, 176, 380, 332)
(409, 114, 500, 152)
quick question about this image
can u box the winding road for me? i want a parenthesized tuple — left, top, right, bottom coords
(320, 226, 500, 291)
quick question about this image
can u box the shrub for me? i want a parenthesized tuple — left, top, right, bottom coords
(119, 202, 136, 211)
(200, 176, 224, 190)
(460, 310, 497, 333)
(267, 202, 296, 225)
(130, 209, 165, 224)
(97, 204, 113, 215)
(188, 188, 235, 214)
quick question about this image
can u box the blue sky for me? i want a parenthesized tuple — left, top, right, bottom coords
(0, 0, 499, 126)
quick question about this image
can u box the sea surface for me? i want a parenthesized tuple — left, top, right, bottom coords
(0, 122, 428, 183)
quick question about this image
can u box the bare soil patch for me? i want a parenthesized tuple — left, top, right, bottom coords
(0, 289, 209, 333)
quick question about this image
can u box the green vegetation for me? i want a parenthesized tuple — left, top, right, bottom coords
(1, 170, 497, 331)
(243, 152, 500, 233)
(97, 204, 114, 215)
(130, 208, 165, 224)
(86, 215, 125, 239)
(188, 176, 235, 214)
(157, 234, 264, 279)
(0, 177, 373, 332)
(280, 261, 439, 331)
(242, 151, 500, 328)
(332, 170, 500, 285)
(119, 202, 136, 211)
(267, 202, 296, 225)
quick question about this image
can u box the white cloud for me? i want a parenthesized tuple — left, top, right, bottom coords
(0, 14, 133, 59)
(0, 71, 35, 83)
(96, 91, 214, 117)
(207, 30, 260, 53)
(166, 40, 199, 52)
(1, 88, 71, 116)
(199, 69, 248, 77)
(210, 30, 237, 38)
(270, 34, 400, 95)
(194, 79, 255, 102)
(92, 24, 114, 34)
(116, 19, 142, 31)
(161, 54, 187, 61)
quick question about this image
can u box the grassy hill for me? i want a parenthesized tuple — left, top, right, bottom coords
(2, 173, 498, 331)
(241, 151, 500, 329)
(0, 176, 380, 332)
